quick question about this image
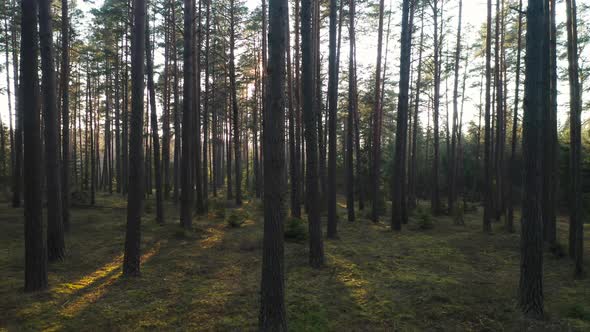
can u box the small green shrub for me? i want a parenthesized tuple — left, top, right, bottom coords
(566, 304, 590, 321)
(226, 210, 247, 228)
(285, 217, 307, 243)
(417, 208, 433, 230)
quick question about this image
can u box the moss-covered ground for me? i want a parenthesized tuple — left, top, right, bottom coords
(1, 193, 589, 331)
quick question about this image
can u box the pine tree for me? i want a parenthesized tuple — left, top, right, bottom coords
(22, 0, 47, 292)
(392, 0, 413, 231)
(258, 0, 289, 327)
(565, 0, 583, 277)
(38, 0, 65, 262)
(123, 0, 146, 277)
(302, 0, 324, 268)
(326, 0, 339, 238)
(519, 0, 546, 318)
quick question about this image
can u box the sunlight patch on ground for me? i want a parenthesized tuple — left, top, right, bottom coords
(328, 253, 370, 308)
(52, 255, 124, 296)
(59, 241, 162, 318)
(200, 227, 225, 249)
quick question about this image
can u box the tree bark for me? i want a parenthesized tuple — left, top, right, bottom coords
(542, 0, 557, 245)
(370, 0, 385, 222)
(146, 9, 164, 224)
(230, 0, 242, 206)
(22, 0, 48, 291)
(172, 0, 181, 203)
(483, 0, 493, 232)
(565, 0, 583, 276)
(39, 0, 65, 262)
(203, 0, 211, 210)
(259, 0, 289, 328)
(408, 3, 424, 210)
(302, 0, 324, 268)
(506, 0, 523, 233)
(519, 0, 546, 318)
(181, 0, 194, 229)
(123, 0, 146, 277)
(346, 0, 357, 222)
(326, 0, 339, 238)
(60, 0, 71, 231)
(431, 0, 442, 215)
(392, 0, 413, 231)
(448, 0, 462, 216)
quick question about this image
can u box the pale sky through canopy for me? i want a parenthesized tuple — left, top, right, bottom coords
(0, 0, 587, 131)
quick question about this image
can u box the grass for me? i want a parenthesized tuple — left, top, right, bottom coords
(0, 192, 589, 331)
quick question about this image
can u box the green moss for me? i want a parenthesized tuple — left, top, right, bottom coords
(0, 196, 588, 331)
(566, 304, 590, 321)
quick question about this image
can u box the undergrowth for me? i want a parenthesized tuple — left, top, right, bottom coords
(0, 194, 588, 331)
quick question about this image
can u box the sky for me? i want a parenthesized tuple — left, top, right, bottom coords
(0, 0, 587, 134)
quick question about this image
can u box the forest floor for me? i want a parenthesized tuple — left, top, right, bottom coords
(0, 193, 589, 331)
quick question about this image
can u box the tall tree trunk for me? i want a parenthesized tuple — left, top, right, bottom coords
(88, 61, 95, 205)
(181, 0, 194, 228)
(11, 0, 21, 208)
(294, 0, 302, 215)
(311, 0, 325, 204)
(302, 0, 324, 268)
(565, 0, 583, 276)
(370, 0, 385, 222)
(162, 3, 171, 200)
(3, 16, 14, 205)
(39, 0, 65, 262)
(493, 0, 505, 221)
(287, 2, 300, 218)
(172, 0, 181, 203)
(449, 0, 462, 216)
(346, 0, 358, 222)
(259, 0, 288, 327)
(253, 45, 261, 199)
(408, 2, 424, 210)
(194, 0, 204, 214)
(326, 0, 339, 238)
(519, 0, 546, 318)
(261, 0, 267, 198)
(230, 0, 241, 206)
(104, 67, 112, 194)
(543, 0, 557, 245)
(22, 0, 47, 291)
(123, 0, 146, 277)
(122, 1, 130, 195)
(431, 0, 442, 215)
(146, 9, 164, 224)
(483, 0, 493, 232)
(60, 0, 70, 231)
(392, 0, 414, 231)
(506, 0, 523, 233)
(115, 36, 122, 194)
(203, 0, 211, 210)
